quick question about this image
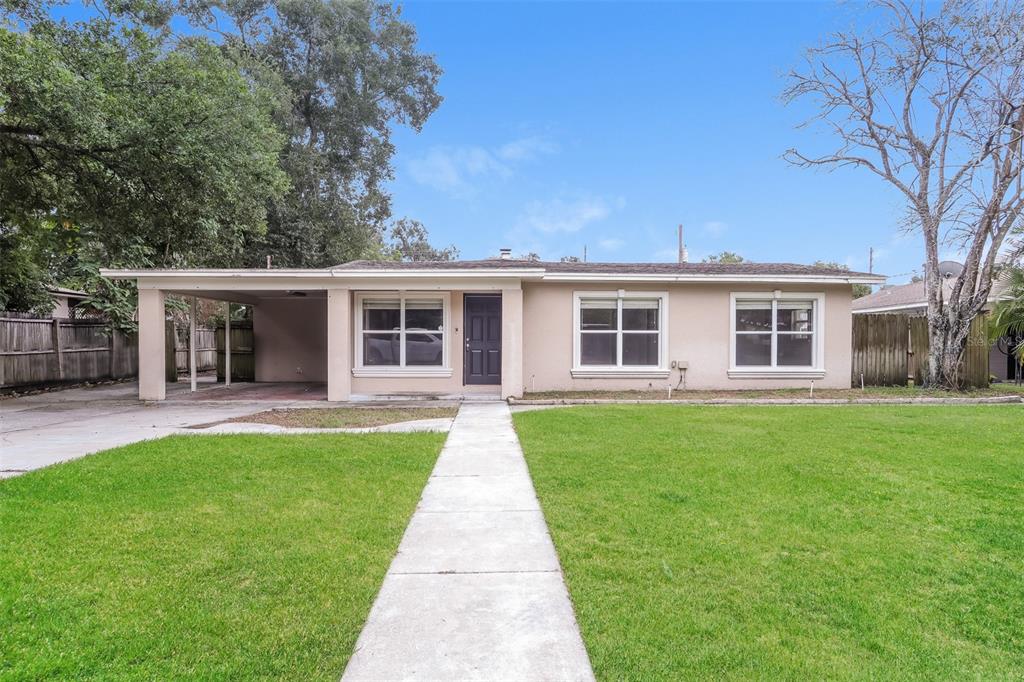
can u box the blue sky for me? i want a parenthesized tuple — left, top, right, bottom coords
(386, 1, 926, 282)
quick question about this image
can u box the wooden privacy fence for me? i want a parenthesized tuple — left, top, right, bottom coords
(172, 326, 217, 373)
(1, 315, 138, 389)
(852, 313, 990, 388)
(164, 320, 255, 382)
(217, 322, 255, 382)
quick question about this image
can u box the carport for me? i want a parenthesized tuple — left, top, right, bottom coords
(101, 265, 527, 403)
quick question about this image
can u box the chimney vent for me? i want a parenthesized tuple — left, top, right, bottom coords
(499, 248, 512, 260)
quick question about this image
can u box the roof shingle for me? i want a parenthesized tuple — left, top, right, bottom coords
(333, 258, 876, 278)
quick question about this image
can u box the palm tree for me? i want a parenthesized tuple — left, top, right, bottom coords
(989, 267, 1024, 383)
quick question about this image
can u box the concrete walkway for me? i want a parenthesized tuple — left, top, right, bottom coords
(343, 402, 595, 681)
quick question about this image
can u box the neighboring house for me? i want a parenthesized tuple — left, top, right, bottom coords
(852, 262, 1017, 382)
(47, 287, 90, 318)
(102, 256, 883, 401)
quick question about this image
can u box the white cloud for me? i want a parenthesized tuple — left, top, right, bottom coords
(519, 197, 613, 234)
(407, 146, 509, 194)
(496, 136, 558, 162)
(598, 237, 625, 252)
(702, 221, 728, 235)
(407, 135, 557, 195)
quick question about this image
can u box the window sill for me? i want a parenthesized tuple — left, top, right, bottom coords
(728, 369, 825, 380)
(352, 367, 453, 379)
(571, 368, 671, 379)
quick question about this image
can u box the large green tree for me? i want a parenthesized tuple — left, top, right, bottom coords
(190, 0, 443, 267)
(0, 9, 288, 314)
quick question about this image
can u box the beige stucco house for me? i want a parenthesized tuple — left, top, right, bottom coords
(102, 258, 884, 401)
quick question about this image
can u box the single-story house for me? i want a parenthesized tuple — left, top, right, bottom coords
(852, 263, 1018, 382)
(102, 256, 884, 401)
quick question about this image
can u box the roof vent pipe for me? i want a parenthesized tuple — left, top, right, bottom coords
(499, 248, 512, 260)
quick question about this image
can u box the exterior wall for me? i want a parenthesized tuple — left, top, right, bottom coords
(252, 290, 501, 395)
(251, 282, 857, 395)
(350, 290, 501, 396)
(520, 282, 854, 393)
(254, 297, 328, 382)
(50, 295, 71, 318)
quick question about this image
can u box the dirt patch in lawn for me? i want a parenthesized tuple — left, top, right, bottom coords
(197, 406, 459, 429)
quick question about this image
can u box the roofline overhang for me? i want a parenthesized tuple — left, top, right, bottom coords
(538, 272, 886, 285)
(100, 267, 885, 286)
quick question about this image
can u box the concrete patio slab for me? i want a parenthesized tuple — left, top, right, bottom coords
(343, 402, 594, 682)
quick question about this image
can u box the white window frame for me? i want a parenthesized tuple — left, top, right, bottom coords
(353, 291, 452, 378)
(571, 290, 670, 378)
(729, 291, 825, 379)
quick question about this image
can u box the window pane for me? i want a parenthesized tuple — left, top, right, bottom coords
(777, 301, 814, 332)
(405, 299, 443, 331)
(405, 333, 443, 366)
(622, 333, 659, 365)
(735, 333, 771, 366)
(735, 302, 772, 332)
(622, 300, 659, 330)
(580, 299, 617, 330)
(363, 299, 400, 330)
(778, 334, 813, 366)
(363, 333, 400, 365)
(580, 333, 616, 365)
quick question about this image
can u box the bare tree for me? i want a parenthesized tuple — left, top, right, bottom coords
(784, 0, 1024, 388)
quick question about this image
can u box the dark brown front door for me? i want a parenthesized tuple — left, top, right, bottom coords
(464, 294, 501, 385)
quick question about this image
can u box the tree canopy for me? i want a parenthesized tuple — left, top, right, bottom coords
(189, 0, 443, 267)
(702, 251, 745, 264)
(1, 0, 446, 321)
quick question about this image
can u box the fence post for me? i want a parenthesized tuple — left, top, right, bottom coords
(109, 327, 117, 378)
(52, 318, 64, 381)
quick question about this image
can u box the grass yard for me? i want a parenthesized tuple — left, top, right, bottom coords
(216, 406, 459, 429)
(0, 433, 445, 680)
(514, 405, 1024, 680)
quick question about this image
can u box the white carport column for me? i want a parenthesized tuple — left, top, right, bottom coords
(501, 287, 524, 399)
(326, 288, 352, 402)
(137, 288, 166, 401)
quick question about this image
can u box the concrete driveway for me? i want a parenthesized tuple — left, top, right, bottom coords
(0, 381, 314, 478)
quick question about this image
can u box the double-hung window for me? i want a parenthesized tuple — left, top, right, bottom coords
(731, 293, 823, 371)
(573, 291, 667, 372)
(356, 293, 448, 372)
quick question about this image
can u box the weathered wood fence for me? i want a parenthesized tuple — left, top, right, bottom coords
(217, 322, 255, 382)
(852, 313, 990, 388)
(1, 315, 138, 389)
(173, 326, 217, 373)
(164, 321, 255, 382)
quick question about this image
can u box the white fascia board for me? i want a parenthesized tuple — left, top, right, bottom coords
(100, 269, 530, 291)
(541, 273, 887, 285)
(100, 267, 542, 280)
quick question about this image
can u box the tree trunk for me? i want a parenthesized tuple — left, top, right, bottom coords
(925, 308, 975, 389)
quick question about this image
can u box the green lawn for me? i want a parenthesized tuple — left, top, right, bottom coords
(514, 405, 1024, 680)
(0, 433, 444, 680)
